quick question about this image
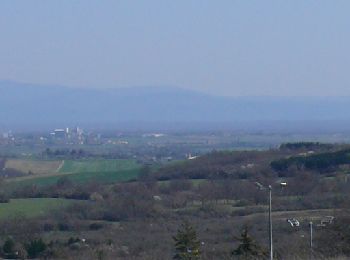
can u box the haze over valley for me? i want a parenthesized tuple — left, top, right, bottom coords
(2, 80, 350, 133)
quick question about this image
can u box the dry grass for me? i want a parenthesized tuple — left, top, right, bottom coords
(5, 159, 62, 175)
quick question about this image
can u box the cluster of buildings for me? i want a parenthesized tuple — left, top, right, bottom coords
(0, 131, 14, 145)
(47, 127, 102, 145)
(50, 127, 84, 138)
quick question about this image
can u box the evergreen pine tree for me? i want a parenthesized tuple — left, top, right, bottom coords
(173, 222, 201, 260)
(232, 226, 267, 259)
(3, 237, 16, 258)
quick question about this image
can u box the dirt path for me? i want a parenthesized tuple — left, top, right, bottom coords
(56, 160, 65, 172)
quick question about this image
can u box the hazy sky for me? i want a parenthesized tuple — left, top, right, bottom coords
(1, 1, 350, 96)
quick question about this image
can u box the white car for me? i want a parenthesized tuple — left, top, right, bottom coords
(287, 218, 300, 227)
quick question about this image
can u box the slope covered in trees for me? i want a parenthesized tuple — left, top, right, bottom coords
(271, 148, 350, 172)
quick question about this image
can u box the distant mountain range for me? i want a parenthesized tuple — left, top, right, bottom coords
(1, 80, 350, 132)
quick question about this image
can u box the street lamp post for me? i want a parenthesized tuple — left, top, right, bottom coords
(268, 185, 273, 260)
(255, 182, 274, 260)
(309, 221, 313, 259)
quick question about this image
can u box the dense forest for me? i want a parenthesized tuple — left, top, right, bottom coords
(271, 148, 350, 172)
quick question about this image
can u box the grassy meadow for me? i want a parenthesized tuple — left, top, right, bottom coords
(0, 198, 73, 219)
(58, 159, 139, 173)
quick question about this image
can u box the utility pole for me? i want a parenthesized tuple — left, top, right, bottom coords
(269, 185, 273, 260)
(309, 221, 313, 259)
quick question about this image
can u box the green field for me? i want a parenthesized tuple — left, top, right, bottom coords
(0, 198, 73, 219)
(10, 168, 141, 187)
(59, 159, 138, 173)
(6, 159, 142, 188)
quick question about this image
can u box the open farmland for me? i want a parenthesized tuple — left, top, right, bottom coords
(0, 198, 73, 219)
(5, 159, 142, 188)
(4, 159, 62, 175)
(8, 168, 141, 187)
(58, 159, 138, 173)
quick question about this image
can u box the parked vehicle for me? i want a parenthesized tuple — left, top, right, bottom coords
(287, 218, 300, 227)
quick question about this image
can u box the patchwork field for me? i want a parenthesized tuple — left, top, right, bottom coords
(0, 198, 74, 219)
(9, 168, 141, 188)
(5, 159, 62, 175)
(5, 159, 142, 188)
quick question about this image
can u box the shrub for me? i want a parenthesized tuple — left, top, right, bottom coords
(89, 222, 104, 230)
(3, 237, 17, 259)
(67, 237, 80, 245)
(58, 222, 72, 231)
(25, 238, 47, 259)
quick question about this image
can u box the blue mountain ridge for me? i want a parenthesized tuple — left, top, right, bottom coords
(1, 80, 350, 131)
